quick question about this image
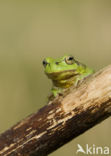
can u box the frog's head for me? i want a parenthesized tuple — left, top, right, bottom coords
(42, 55, 93, 82)
(43, 55, 79, 73)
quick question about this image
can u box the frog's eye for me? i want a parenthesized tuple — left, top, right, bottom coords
(65, 56, 75, 65)
(42, 59, 48, 67)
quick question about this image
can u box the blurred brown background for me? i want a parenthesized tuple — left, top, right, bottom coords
(0, 1, 111, 156)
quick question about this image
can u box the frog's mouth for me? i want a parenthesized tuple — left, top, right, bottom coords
(46, 69, 80, 81)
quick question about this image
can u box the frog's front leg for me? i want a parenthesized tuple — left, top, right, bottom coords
(51, 86, 63, 97)
(74, 74, 89, 87)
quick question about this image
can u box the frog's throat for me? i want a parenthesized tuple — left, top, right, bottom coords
(52, 75, 79, 88)
(46, 70, 80, 88)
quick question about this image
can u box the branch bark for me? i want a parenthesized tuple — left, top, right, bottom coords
(0, 65, 111, 156)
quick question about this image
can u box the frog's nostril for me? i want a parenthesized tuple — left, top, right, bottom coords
(56, 62, 59, 65)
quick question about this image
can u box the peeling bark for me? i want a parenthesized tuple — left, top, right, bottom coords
(0, 65, 111, 156)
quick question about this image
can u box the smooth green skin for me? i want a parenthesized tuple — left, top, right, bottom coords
(43, 55, 94, 97)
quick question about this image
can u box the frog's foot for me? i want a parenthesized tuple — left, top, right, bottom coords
(75, 74, 92, 88)
(51, 87, 63, 97)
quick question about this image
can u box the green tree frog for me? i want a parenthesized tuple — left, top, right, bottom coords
(43, 55, 94, 97)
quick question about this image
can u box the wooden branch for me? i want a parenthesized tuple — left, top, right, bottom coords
(0, 65, 111, 156)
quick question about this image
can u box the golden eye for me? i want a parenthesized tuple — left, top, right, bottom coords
(65, 56, 74, 65)
(42, 59, 48, 67)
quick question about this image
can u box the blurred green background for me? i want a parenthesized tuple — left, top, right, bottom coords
(0, 0, 111, 155)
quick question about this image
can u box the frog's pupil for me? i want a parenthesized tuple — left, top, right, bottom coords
(68, 56, 74, 61)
